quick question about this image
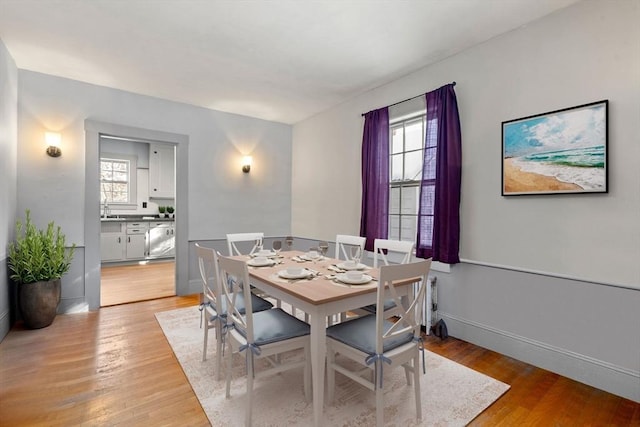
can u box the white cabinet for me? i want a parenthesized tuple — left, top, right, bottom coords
(149, 143, 175, 198)
(126, 222, 148, 260)
(100, 222, 125, 262)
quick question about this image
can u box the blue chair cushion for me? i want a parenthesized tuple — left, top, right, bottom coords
(235, 308, 310, 346)
(361, 299, 397, 314)
(214, 292, 273, 316)
(326, 314, 413, 355)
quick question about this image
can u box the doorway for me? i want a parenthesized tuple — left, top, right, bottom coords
(84, 120, 189, 311)
(98, 134, 177, 306)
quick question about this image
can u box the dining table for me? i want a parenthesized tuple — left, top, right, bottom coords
(232, 250, 415, 427)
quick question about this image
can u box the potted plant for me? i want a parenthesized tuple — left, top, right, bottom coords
(166, 206, 175, 218)
(158, 206, 166, 218)
(8, 210, 75, 329)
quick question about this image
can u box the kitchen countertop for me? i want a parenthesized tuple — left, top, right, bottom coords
(101, 216, 175, 222)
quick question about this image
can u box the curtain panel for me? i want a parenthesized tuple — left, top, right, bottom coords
(416, 83, 461, 263)
(359, 107, 390, 251)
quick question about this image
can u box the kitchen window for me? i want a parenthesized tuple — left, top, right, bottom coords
(100, 153, 137, 208)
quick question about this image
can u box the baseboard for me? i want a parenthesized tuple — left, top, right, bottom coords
(187, 279, 203, 296)
(440, 311, 640, 403)
(0, 309, 10, 342)
(58, 297, 89, 314)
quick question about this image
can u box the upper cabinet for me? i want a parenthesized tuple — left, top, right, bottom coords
(149, 143, 175, 199)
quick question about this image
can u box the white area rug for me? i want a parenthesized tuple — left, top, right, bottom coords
(156, 306, 509, 426)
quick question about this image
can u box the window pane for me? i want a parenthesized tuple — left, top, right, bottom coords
(417, 214, 434, 248)
(391, 153, 403, 181)
(400, 186, 419, 214)
(423, 147, 437, 180)
(401, 216, 417, 242)
(404, 150, 423, 181)
(389, 215, 400, 241)
(389, 187, 400, 215)
(113, 161, 128, 172)
(391, 126, 403, 154)
(405, 119, 423, 151)
(420, 184, 435, 216)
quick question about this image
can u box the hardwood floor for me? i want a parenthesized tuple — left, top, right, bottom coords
(0, 296, 638, 426)
(101, 260, 176, 306)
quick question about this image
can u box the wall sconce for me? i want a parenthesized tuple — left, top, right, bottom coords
(45, 132, 62, 157)
(242, 156, 252, 173)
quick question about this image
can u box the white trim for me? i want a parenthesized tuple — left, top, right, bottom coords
(440, 311, 640, 402)
(460, 258, 639, 291)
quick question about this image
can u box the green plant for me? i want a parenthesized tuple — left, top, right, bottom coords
(166, 206, 174, 214)
(8, 210, 76, 285)
(158, 206, 166, 213)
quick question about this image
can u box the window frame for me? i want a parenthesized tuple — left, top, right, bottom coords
(100, 152, 138, 210)
(389, 112, 427, 243)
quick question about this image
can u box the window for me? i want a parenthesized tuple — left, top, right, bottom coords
(389, 114, 437, 244)
(100, 153, 137, 207)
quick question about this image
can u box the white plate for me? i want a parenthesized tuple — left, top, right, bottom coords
(247, 258, 276, 267)
(336, 262, 367, 271)
(336, 273, 373, 285)
(251, 251, 278, 258)
(278, 269, 312, 280)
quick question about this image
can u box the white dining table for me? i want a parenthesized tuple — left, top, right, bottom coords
(234, 250, 413, 427)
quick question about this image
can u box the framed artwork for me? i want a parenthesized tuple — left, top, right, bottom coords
(502, 100, 608, 196)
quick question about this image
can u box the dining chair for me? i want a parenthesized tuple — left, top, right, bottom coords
(195, 244, 273, 380)
(218, 255, 311, 427)
(359, 238, 416, 316)
(334, 234, 366, 261)
(326, 259, 432, 427)
(226, 232, 264, 256)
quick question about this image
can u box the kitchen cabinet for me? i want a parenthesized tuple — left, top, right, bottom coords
(126, 222, 148, 260)
(149, 143, 175, 198)
(101, 219, 174, 263)
(100, 222, 125, 261)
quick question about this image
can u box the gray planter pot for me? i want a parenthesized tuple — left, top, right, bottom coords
(19, 279, 61, 329)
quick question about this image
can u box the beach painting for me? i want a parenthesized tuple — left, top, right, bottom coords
(502, 100, 608, 195)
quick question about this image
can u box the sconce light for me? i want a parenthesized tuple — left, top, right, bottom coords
(45, 132, 62, 157)
(242, 156, 252, 173)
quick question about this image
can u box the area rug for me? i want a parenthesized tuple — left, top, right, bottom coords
(155, 306, 509, 426)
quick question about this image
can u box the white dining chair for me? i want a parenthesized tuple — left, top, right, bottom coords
(359, 238, 416, 316)
(218, 255, 311, 427)
(326, 259, 432, 427)
(195, 244, 272, 380)
(334, 234, 366, 261)
(226, 232, 264, 256)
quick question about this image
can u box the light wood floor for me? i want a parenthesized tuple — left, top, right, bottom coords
(0, 296, 638, 426)
(100, 261, 175, 306)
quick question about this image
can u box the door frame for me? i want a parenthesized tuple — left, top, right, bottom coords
(84, 120, 189, 309)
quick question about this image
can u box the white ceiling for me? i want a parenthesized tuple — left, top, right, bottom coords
(0, 0, 581, 124)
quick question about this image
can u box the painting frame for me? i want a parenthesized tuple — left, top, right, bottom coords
(502, 100, 608, 196)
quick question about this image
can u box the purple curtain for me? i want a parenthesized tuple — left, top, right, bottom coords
(360, 107, 389, 252)
(416, 83, 461, 263)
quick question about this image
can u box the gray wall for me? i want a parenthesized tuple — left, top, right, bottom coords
(0, 39, 18, 340)
(16, 71, 292, 311)
(292, 0, 640, 401)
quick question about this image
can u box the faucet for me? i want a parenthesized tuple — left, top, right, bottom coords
(103, 203, 110, 219)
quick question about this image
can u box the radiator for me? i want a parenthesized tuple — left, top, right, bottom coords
(417, 276, 437, 334)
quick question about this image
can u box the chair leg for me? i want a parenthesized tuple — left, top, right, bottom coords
(202, 321, 209, 362)
(246, 354, 254, 427)
(413, 354, 422, 421)
(376, 384, 384, 427)
(404, 362, 412, 385)
(215, 323, 223, 381)
(326, 344, 335, 403)
(225, 337, 233, 399)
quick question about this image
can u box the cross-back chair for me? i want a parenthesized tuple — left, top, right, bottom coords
(326, 259, 432, 427)
(334, 234, 366, 261)
(218, 255, 311, 426)
(195, 243, 272, 380)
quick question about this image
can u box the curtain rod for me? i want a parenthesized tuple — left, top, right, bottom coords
(361, 81, 456, 116)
